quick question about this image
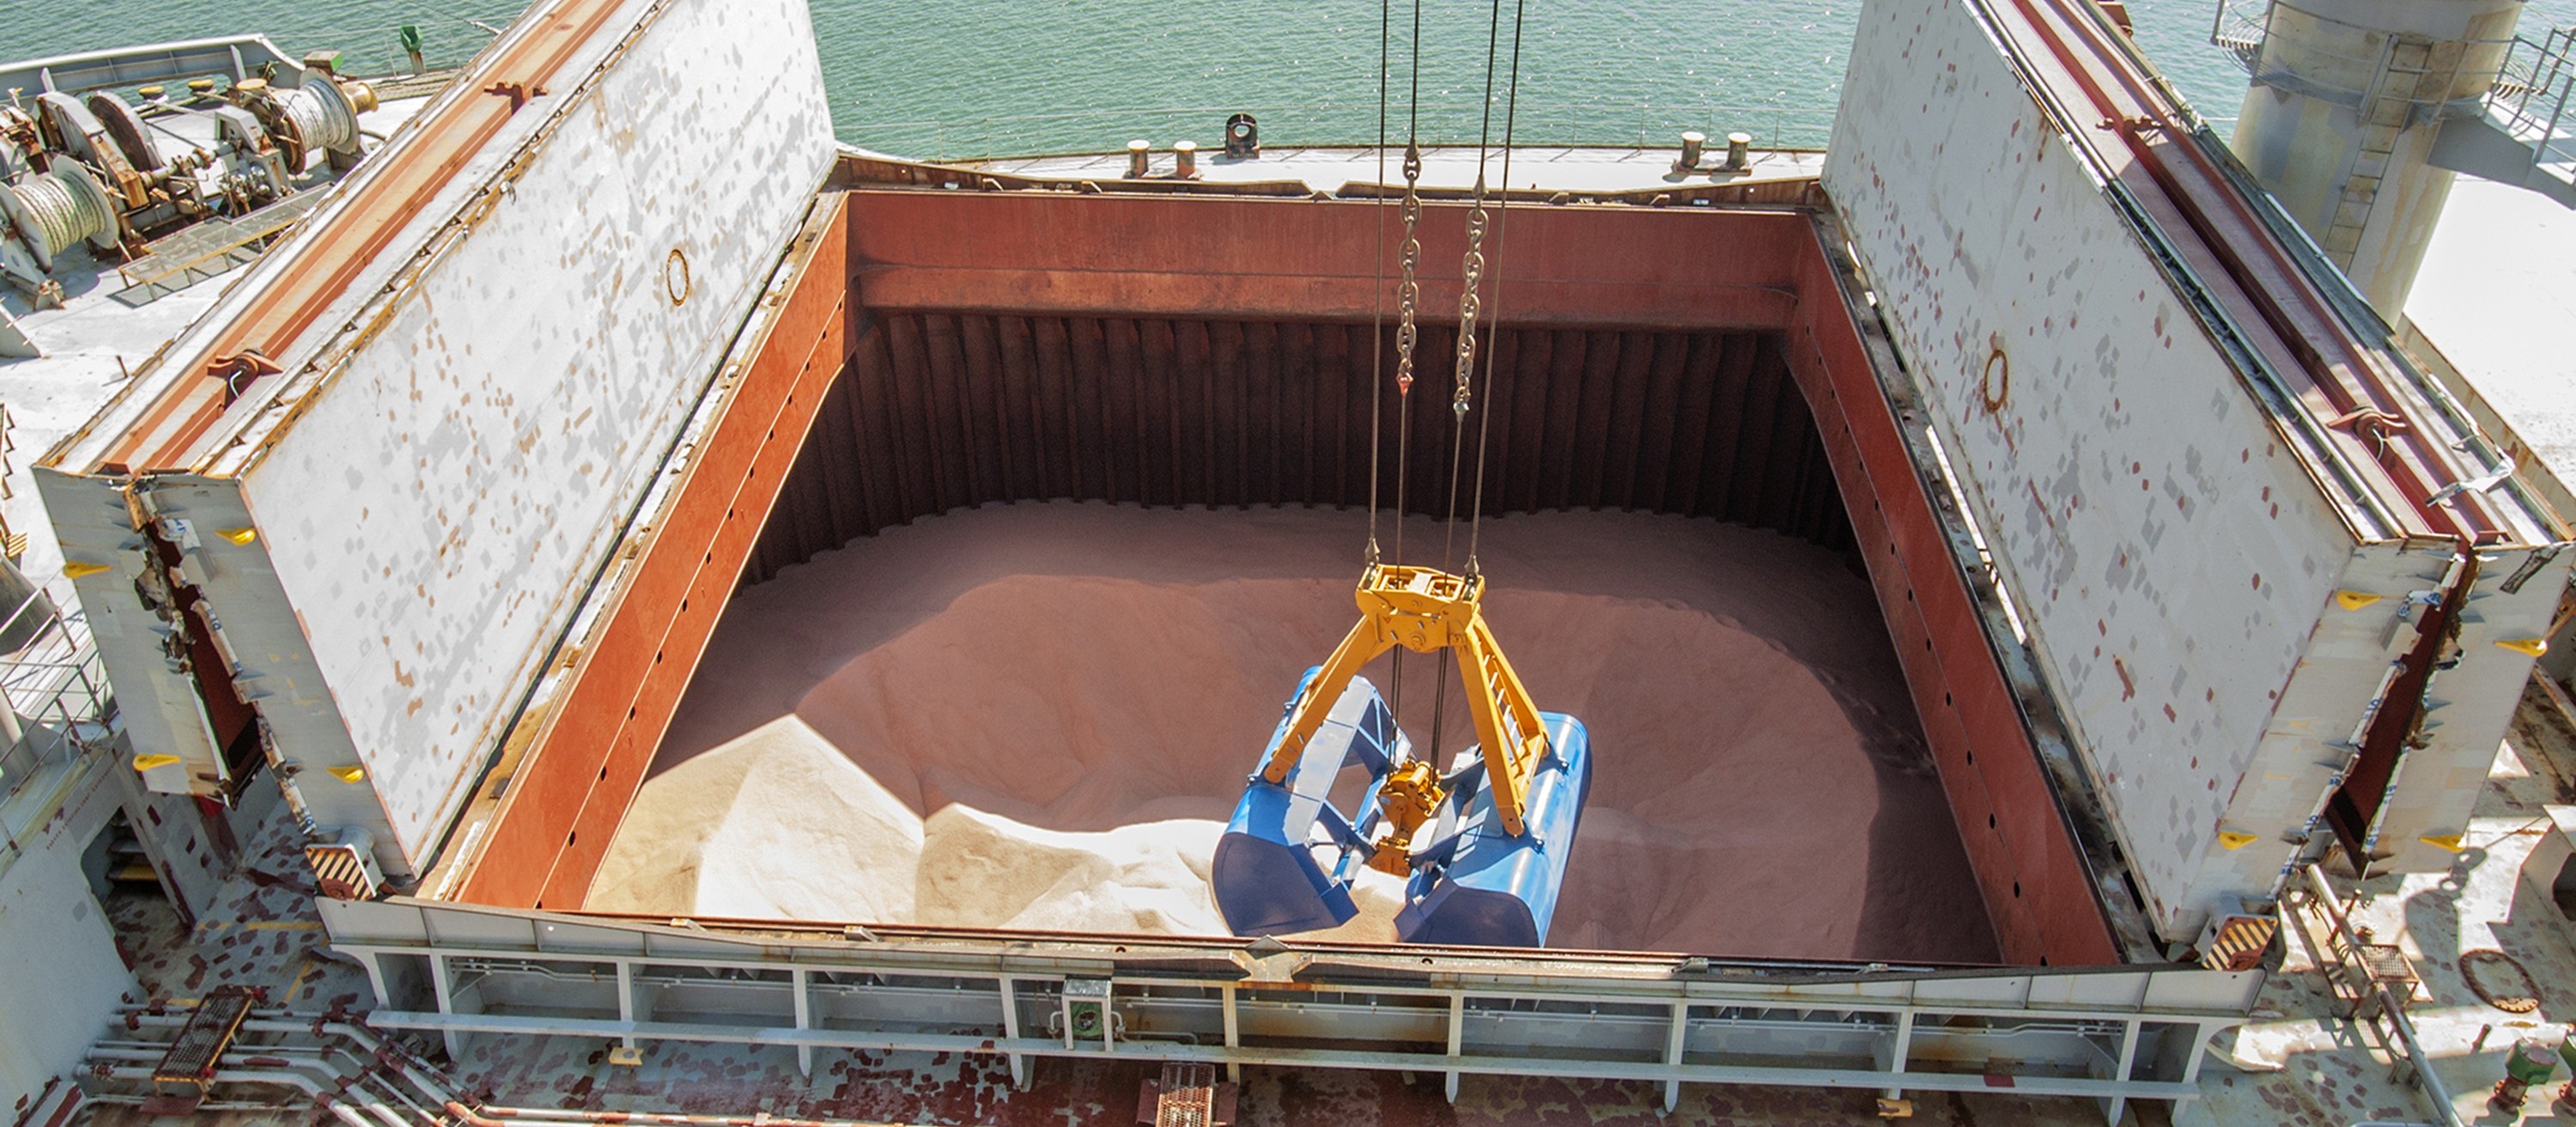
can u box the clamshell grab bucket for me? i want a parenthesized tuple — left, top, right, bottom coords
(1212, 669, 1592, 947)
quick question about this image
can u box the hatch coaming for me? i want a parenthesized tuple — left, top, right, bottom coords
(419, 183, 2138, 968)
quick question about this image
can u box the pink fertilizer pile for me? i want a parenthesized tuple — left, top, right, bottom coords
(589, 502, 2000, 963)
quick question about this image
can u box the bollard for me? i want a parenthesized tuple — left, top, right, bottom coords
(1674, 131, 1705, 174)
(1174, 140, 1198, 179)
(1722, 131, 1753, 173)
(1127, 139, 1151, 180)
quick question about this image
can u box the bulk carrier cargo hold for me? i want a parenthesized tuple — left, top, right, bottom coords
(3, 0, 2576, 1124)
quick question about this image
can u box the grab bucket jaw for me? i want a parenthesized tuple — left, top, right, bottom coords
(1213, 672, 1591, 947)
(1211, 669, 1404, 937)
(1394, 712, 1591, 947)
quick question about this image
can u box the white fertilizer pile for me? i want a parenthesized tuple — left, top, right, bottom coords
(587, 503, 1997, 961)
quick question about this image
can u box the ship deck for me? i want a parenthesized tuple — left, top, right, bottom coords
(954, 142, 1826, 197)
(5, 3, 2574, 1113)
(0, 87, 439, 596)
(74, 671, 2576, 1126)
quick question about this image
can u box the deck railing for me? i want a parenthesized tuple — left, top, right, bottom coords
(2491, 27, 2576, 170)
(0, 585, 115, 827)
(2212, 0, 2575, 174)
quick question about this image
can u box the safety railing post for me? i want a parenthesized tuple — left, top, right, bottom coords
(429, 953, 466, 1061)
(2101, 1019, 2142, 1126)
(1885, 1008, 1915, 1103)
(999, 976, 1026, 1088)
(614, 960, 641, 1054)
(2545, 73, 2573, 169)
(791, 968, 813, 1078)
(1443, 993, 1464, 1103)
(1219, 983, 1240, 1084)
(1661, 1002, 1687, 1112)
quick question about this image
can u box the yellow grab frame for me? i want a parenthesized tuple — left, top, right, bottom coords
(1258, 564, 1551, 839)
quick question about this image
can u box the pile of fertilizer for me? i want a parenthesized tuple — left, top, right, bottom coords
(587, 502, 1998, 962)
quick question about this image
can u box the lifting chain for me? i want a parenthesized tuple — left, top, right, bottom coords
(1394, 143, 1424, 397)
(1452, 177, 1490, 419)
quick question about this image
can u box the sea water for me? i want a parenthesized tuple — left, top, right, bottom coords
(4, 1, 2573, 158)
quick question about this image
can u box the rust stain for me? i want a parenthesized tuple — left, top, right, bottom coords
(99, 0, 653, 472)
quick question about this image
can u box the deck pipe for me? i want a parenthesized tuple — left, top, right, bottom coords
(2300, 863, 2468, 1127)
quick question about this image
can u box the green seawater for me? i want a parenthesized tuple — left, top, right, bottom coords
(3, 1, 2572, 159)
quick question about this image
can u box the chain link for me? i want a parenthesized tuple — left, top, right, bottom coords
(1452, 179, 1491, 418)
(1394, 143, 1425, 397)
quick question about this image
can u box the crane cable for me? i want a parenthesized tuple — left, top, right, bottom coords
(1443, 0, 1521, 575)
(1427, 0, 1522, 760)
(1376, 0, 1428, 727)
(1365, 0, 1391, 570)
(1467, 0, 1529, 575)
(1391, 0, 1426, 568)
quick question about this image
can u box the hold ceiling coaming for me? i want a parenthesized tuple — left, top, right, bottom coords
(35, 0, 838, 880)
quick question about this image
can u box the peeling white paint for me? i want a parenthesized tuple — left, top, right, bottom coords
(227, 0, 835, 869)
(1822, 0, 2568, 938)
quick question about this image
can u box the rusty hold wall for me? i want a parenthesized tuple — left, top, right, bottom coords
(442, 189, 2129, 965)
(745, 315, 1850, 582)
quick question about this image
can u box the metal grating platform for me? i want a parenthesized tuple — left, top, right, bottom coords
(148, 986, 258, 1091)
(117, 191, 334, 298)
(1139, 1062, 1231, 1127)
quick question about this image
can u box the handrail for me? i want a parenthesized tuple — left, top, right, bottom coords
(0, 585, 112, 810)
(2297, 864, 2466, 1127)
(2210, 0, 2518, 111)
(2489, 27, 2576, 170)
(0, 35, 304, 99)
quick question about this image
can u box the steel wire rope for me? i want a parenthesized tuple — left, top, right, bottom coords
(1387, 0, 1427, 729)
(1428, 0, 1514, 763)
(1365, 0, 1389, 569)
(1466, 0, 1529, 576)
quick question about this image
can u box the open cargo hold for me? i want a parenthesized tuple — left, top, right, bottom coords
(442, 186, 2142, 969)
(591, 502, 2001, 962)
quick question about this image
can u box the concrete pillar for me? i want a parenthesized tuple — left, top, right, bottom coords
(2227, 0, 2527, 317)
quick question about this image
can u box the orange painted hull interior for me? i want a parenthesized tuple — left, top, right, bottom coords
(450, 186, 2136, 968)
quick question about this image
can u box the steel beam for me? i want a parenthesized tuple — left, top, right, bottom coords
(844, 191, 1812, 332)
(322, 899, 2256, 1118)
